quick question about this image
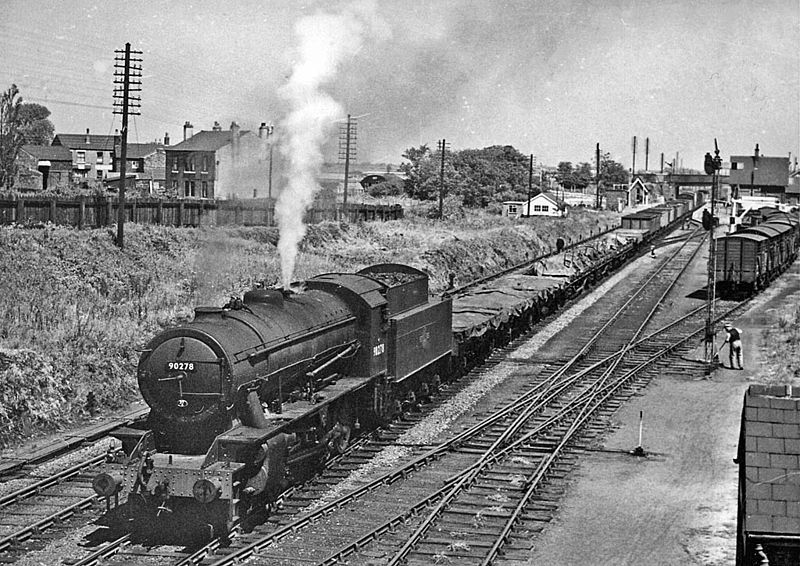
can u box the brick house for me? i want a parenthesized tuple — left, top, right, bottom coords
(113, 142, 167, 196)
(736, 384, 800, 565)
(51, 129, 116, 182)
(15, 145, 73, 191)
(166, 121, 272, 199)
(729, 145, 791, 203)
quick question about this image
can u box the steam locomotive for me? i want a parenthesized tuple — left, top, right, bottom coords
(93, 264, 451, 539)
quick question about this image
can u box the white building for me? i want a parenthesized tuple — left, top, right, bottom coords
(503, 192, 565, 218)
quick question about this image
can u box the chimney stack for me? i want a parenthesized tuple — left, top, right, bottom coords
(183, 121, 194, 141)
(754, 143, 760, 159)
(212, 121, 222, 132)
(85, 128, 90, 144)
(164, 132, 170, 146)
(230, 121, 240, 158)
(259, 122, 267, 138)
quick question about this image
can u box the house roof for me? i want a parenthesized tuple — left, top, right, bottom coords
(118, 142, 163, 159)
(52, 133, 117, 151)
(538, 191, 562, 204)
(20, 145, 72, 161)
(168, 130, 251, 152)
(740, 385, 800, 535)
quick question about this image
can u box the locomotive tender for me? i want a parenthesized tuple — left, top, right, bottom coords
(93, 264, 451, 538)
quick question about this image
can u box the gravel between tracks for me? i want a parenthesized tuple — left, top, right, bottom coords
(0, 436, 120, 498)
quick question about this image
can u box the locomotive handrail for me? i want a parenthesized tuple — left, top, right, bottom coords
(234, 316, 356, 363)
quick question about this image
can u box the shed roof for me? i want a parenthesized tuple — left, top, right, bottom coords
(20, 145, 72, 161)
(740, 385, 800, 535)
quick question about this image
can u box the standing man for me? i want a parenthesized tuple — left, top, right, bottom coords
(719, 322, 744, 370)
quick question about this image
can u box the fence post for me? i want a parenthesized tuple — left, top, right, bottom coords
(157, 199, 163, 225)
(15, 197, 24, 224)
(177, 200, 184, 227)
(235, 203, 242, 225)
(78, 196, 86, 230)
(50, 198, 57, 223)
(131, 197, 137, 224)
(107, 197, 114, 226)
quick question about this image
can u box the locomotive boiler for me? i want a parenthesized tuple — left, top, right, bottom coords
(93, 264, 452, 540)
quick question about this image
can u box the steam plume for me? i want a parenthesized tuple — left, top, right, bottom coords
(276, 1, 388, 289)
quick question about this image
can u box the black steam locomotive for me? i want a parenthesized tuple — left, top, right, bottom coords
(93, 264, 451, 539)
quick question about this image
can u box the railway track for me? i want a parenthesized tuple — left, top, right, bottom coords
(0, 408, 148, 560)
(4, 225, 749, 566)
(0, 450, 116, 558)
(113, 228, 738, 566)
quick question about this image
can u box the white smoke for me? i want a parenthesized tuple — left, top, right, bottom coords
(276, 1, 389, 289)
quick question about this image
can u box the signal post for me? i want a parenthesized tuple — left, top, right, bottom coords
(703, 141, 722, 372)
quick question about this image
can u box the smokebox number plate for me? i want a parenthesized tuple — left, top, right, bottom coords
(166, 361, 198, 372)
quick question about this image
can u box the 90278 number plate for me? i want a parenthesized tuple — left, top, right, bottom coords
(166, 362, 197, 372)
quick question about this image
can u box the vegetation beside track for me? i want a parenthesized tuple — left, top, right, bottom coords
(0, 202, 618, 447)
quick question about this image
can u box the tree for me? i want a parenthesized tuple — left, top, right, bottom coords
(399, 145, 440, 200)
(573, 162, 594, 190)
(0, 84, 23, 190)
(18, 103, 54, 145)
(366, 177, 403, 198)
(556, 161, 575, 190)
(599, 152, 629, 186)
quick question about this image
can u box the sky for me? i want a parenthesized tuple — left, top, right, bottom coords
(1, 0, 798, 171)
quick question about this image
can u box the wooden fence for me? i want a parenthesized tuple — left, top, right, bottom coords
(0, 196, 403, 229)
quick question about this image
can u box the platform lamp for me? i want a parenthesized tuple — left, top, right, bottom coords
(703, 141, 723, 372)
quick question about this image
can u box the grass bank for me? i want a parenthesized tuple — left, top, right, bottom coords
(0, 204, 618, 446)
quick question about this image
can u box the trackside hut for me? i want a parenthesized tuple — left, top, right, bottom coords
(503, 192, 565, 218)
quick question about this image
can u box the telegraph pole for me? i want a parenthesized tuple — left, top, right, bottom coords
(338, 115, 357, 209)
(527, 154, 534, 217)
(112, 43, 142, 249)
(437, 139, 450, 219)
(595, 142, 602, 209)
(703, 140, 723, 371)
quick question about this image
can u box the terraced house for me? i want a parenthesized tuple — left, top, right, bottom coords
(51, 129, 115, 182)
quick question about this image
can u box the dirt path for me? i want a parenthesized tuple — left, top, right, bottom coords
(527, 262, 800, 565)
